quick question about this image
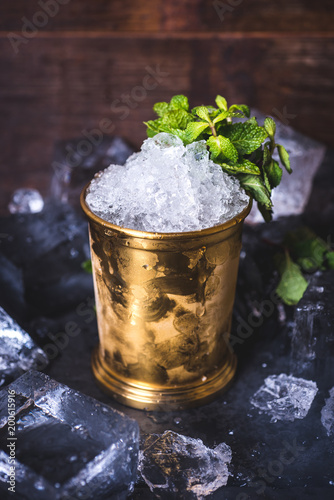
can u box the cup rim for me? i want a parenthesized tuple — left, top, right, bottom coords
(80, 181, 252, 240)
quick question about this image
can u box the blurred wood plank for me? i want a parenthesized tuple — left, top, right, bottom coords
(0, 34, 333, 212)
(1, 0, 333, 33)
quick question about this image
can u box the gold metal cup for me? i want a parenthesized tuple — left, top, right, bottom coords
(81, 185, 251, 410)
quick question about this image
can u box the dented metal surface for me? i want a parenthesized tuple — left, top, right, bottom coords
(81, 185, 251, 410)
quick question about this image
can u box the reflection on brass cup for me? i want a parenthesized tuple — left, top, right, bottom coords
(81, 185, 251, 410)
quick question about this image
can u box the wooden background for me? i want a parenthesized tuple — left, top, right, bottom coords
(0, 0, 333, 213)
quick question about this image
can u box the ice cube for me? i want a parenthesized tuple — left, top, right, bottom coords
(85, 133, 249, 232)
(8, 189, 44, 214)
(0, 201, 93, 315)
(139, 430, 232, 499)
(245, 109, 326, 223)
(290, 271, 334, 376)
(250, 373, 318, 422)
(51, 135, 134, 206)
(321, 387, 334, 437)
(0, 371, 139, 500)
(0, 307, 48, 387)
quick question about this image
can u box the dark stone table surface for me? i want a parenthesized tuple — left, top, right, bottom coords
(0, 150, 333, 500)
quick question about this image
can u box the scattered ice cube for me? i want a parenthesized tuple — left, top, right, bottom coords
(290, 271, 334, 375)
(250, 373, 318, 422)
(245, 109, 326, 223)
(8, 189, 44, 214)
(86, 133, 249, 232)
(321, 387, 334, 437)
(51, 135, 134, 206)
(139, 430, 232, 499)
(0, 201, 93, 316)
(0, 371, 139, 500)
(0, 307, 48, 386)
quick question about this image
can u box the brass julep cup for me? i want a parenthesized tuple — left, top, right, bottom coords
(81, 185, 251, 410)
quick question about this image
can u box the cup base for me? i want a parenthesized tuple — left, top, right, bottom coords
(91, 346, 237, 411)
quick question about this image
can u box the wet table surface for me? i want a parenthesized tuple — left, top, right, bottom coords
(0, 150, 334, 500)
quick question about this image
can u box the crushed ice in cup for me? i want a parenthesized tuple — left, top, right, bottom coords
(321, 387, 334, 436)
(8, 188, 44, 214)
(250, 373, 318, 422)
(0, 371, 139, 499)
(0, 307, 48, 386)
(86, 133, 249, 232)
(139, 430, 232, 498)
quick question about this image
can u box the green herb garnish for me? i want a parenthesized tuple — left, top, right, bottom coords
(275, 227, 334, 305)
(82, 259, 93, 274)
(145, 94, 292, 222)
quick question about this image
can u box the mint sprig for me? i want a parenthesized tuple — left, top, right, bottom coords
(145, 94, 292, 222)
(275, 227, 334, 305)
(275, 251, 308, 306)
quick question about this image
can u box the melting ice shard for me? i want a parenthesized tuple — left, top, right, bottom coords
(321, 387, 334, 437)
(51, 135, 134, 206)
(290, 271, 334, 378)
(0, 307, 48, 386)
(8, 188, 44, 214)
(139, 430, 232, 499)
(250, 373, 318, 422)
(0, 371, 139, 500)
(246, 109, 326, 223)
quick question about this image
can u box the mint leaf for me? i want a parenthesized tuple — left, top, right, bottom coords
(185, 121, 209, 142)
(263, 169, 271, 192)
(262, 142, 271, 166)
(207, 135, 238, 163)
(222, 121, 268, 155)
(326, 251, 334, 269)
(264, 117, 276, 139)
(195, 106, 211, 123)
(275, 252, 308, 306)
(206, 136, 222, 159)
(155, 123, 189, 143)
(162, 109, 193, 130)
(218, 163, 241, 174)
(284, 227, 328, 272)
(146, 93, 291, 223)
(192, 105, 218, 117)
(265, 160, 283, 188)
(239, 174, 272, 208)
(168, 128, 188, 143)
(219, 160, 260, 176)
(153, 102, 169, 117)
(215, 95, 228, 111)
(82, 259, 92, 274)
(144, 119, 162, 137)
(229, 104, 250, 118)
(257, 203, 273, 223)
(212, 110, 229, 124)
(235, 159, 261, 175)
(277, 144, 292, 173)
(169, 95, 189, 111)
